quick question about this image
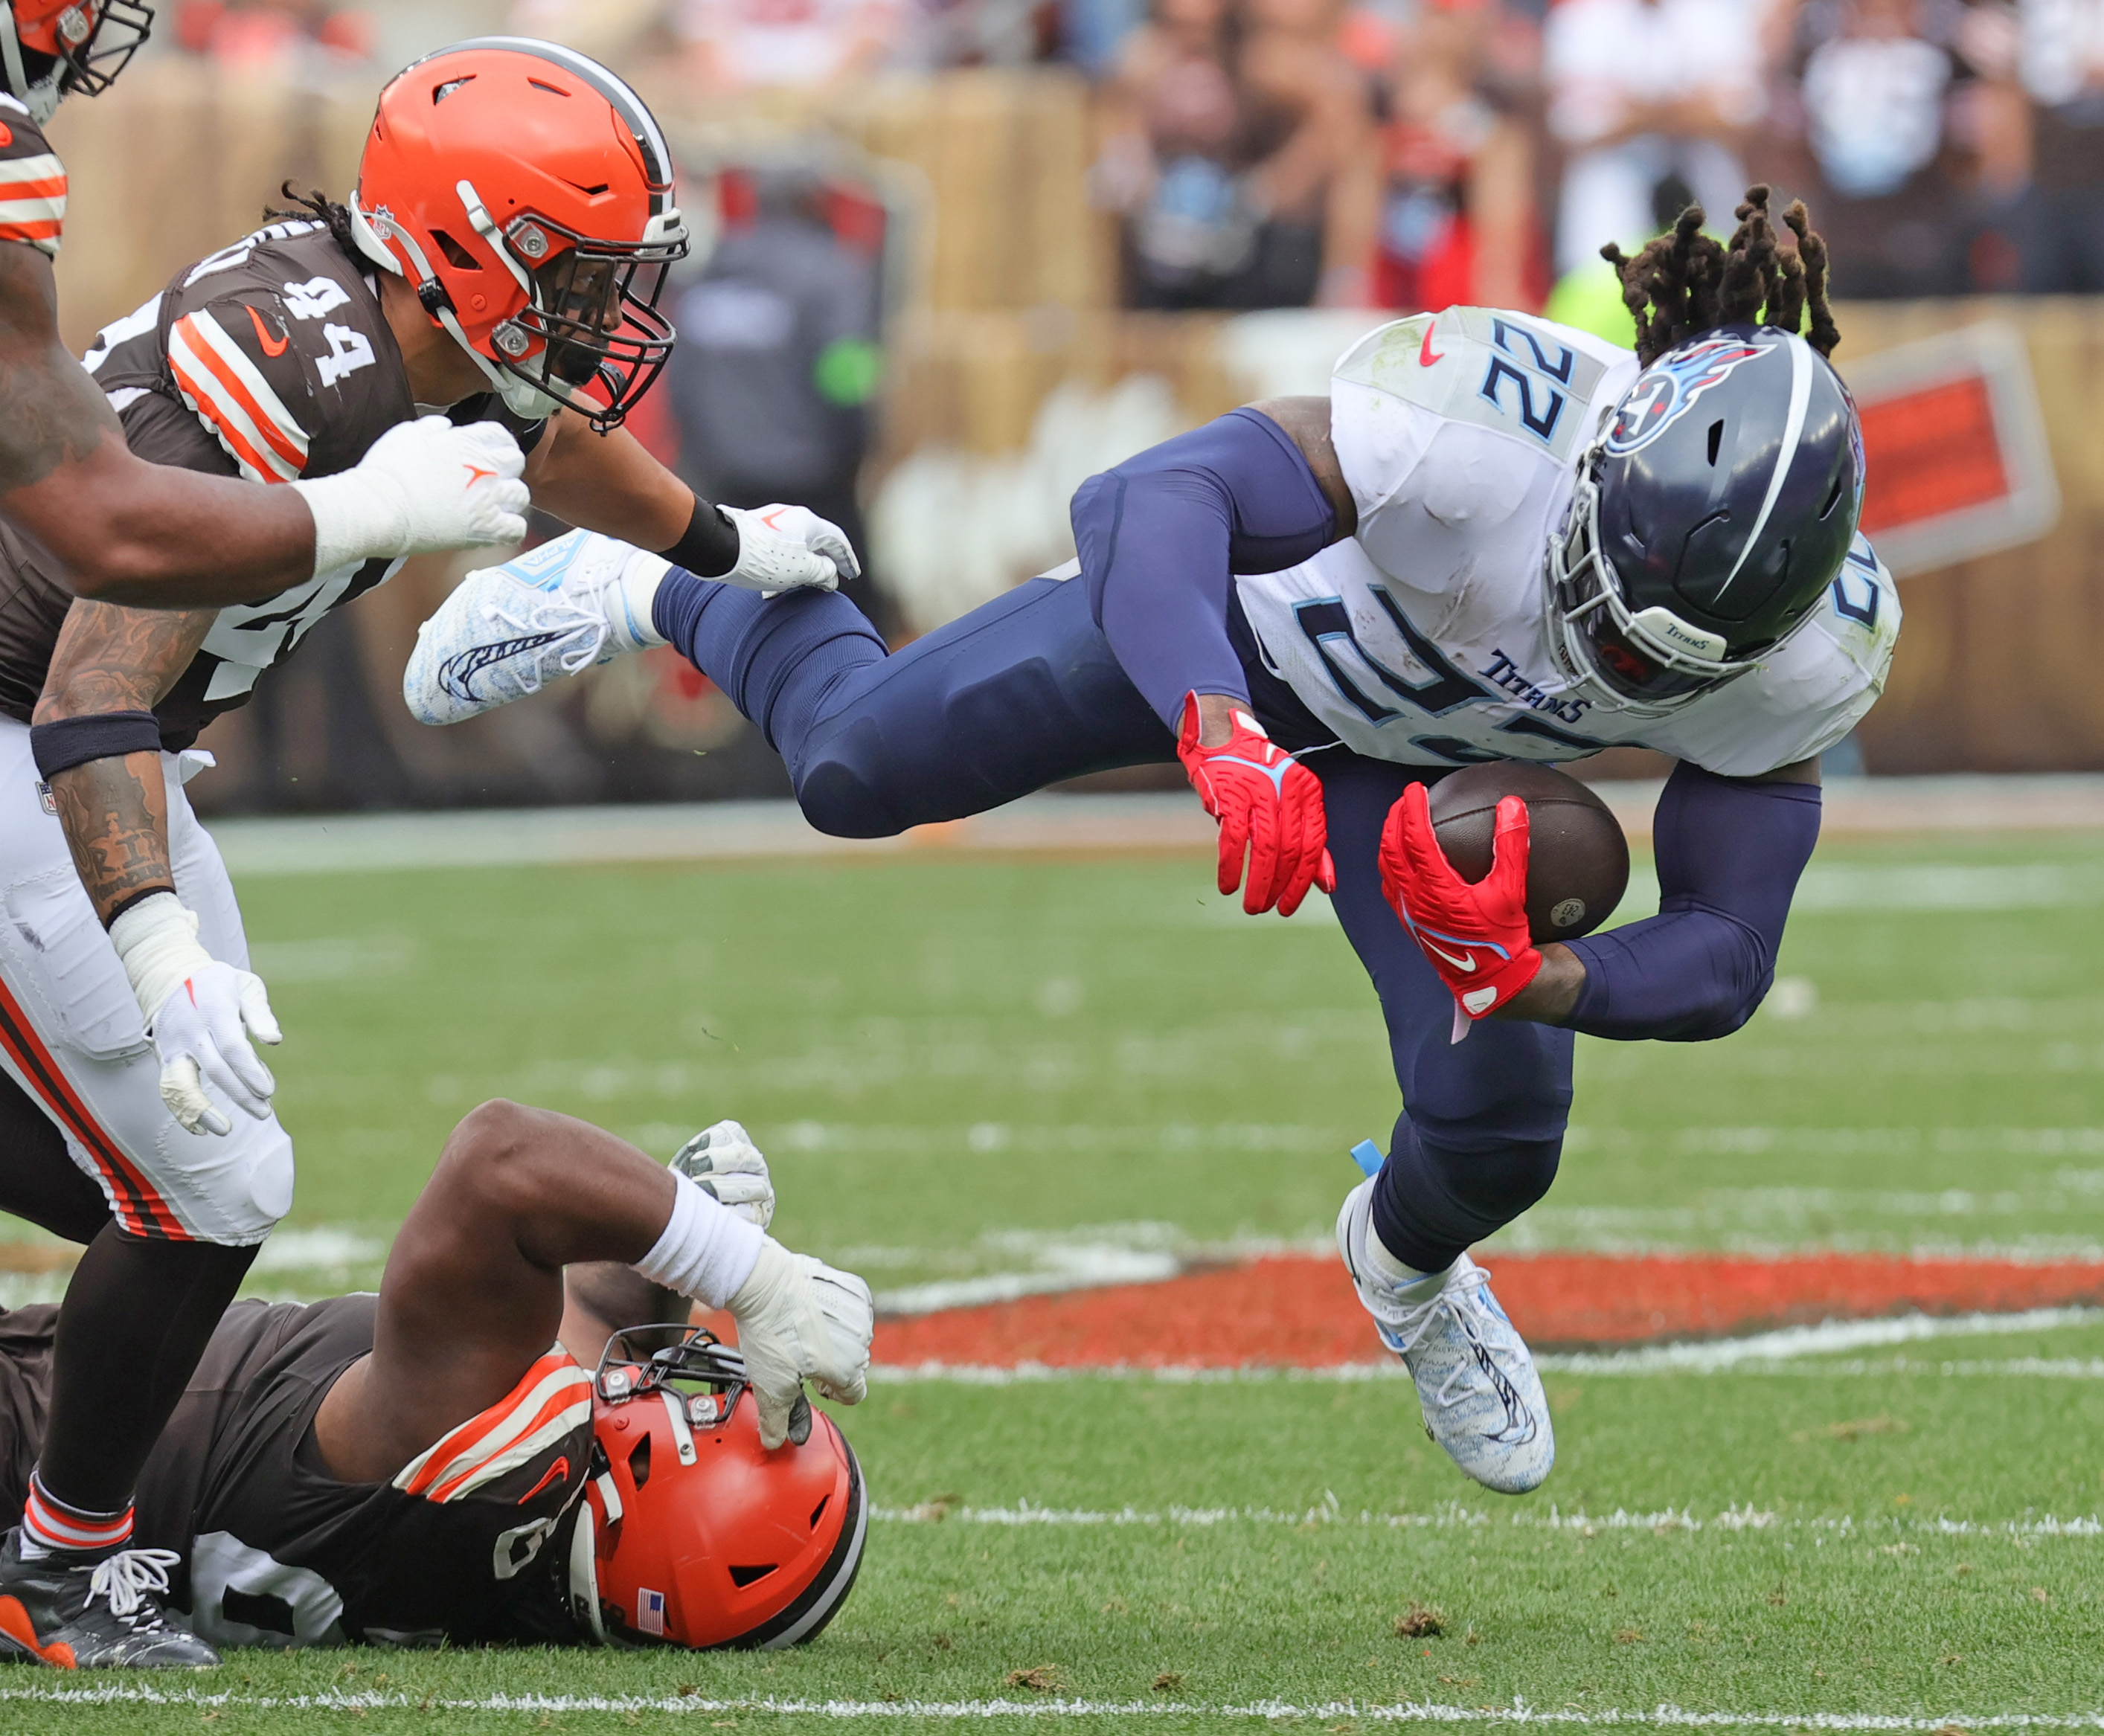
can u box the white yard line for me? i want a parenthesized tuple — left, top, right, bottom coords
(3, 1687, 2102, 1725)
(875, 1305, 2104, 1383)
(200, 777, 2104, 878)
(870, 1497, 2104, 1537)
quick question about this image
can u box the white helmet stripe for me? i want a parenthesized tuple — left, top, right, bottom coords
(763, 1477, 868, 1650)
(401, 36, 676, 210)
(1715, 334, 1814, 599)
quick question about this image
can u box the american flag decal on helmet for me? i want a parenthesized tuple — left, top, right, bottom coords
(0, 148, 65, 256)
(638, 1589, 667, 1636)
(392, 1350, 592, 1505)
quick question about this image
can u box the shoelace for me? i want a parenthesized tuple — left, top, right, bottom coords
(470, 588, 611, 689)
(1384, 1264, 1497, 1410)
(86, 1549, 181, 1628)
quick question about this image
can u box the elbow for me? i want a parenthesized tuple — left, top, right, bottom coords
(1664, 954, 1775, 1043)
(51, 536, 172, 606)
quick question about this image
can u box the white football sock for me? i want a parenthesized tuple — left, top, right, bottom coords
(606, 548, 672, 655)
(1364, 1221, 1452, 1302)
(634, 1168, 763, 1308)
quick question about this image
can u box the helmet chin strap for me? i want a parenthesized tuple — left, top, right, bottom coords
(0, 9, 60, 124)
(351, 194, 562, 420)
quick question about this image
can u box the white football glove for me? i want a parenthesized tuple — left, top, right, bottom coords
(719, 504, 860, 596)
(292, 417, 531, 575)
(107, 893, 280, 1137)
(671, 1119, 774, 1230)
(726, 1238, 873, 1450)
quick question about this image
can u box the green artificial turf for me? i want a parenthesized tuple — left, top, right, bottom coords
(1, 829, 2100, 1726)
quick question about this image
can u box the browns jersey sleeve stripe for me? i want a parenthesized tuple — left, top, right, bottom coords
(166, 307, 312, 483)
(0, 97, 65, 256)
(393, 1351, 593, 1503)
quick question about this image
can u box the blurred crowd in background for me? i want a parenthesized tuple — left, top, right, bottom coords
(167, 0, 2104, 313)
(77, 1, 2100, 806)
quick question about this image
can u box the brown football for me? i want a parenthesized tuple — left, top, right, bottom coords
(1426, 762, 1630, 942)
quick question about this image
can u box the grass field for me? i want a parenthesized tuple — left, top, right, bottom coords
(6, 823, 2104, 1730)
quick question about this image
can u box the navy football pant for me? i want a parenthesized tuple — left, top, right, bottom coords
(654, 572, 1571, 1272)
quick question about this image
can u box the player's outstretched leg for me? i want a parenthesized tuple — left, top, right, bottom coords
(1318, 753, 1565, 1494)
(1334, 1178, 1553, 1494)
(405, 533, 1175, 838)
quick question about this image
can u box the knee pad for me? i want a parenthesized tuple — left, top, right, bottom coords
(144, 1115, 295, 1246)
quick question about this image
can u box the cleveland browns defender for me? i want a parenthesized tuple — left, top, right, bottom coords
(0, 1103, 871, 1653)
(0, 1, 530, 606)
(411, 190, 1899, 1499)
(0, 36, 847, 1667)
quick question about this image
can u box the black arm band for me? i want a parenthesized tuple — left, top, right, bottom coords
(661, 495, 741, 579)
(31, 710, 164, 780)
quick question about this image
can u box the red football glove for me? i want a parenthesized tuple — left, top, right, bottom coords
(1379, 783, 1542, 1020)
(1176, 692, 1335, 917)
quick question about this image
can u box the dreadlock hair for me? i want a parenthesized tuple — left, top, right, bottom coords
(263, 182, 361, 262)
(1600, 184, 1841, 368)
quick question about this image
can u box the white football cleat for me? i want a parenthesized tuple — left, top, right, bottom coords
(402, 529, 663, 725)
(1336, 1177, 1554, 1494)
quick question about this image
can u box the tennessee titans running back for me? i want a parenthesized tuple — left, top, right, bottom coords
(404, 189, 1896, 1497)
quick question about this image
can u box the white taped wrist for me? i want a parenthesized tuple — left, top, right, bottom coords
(107, 892, 211, 1029)
(291, 472, 405, 576)
(635, 1168, 765, 1308)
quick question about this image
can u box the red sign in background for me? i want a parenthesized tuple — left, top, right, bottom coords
(1857, 373, 2010, 536)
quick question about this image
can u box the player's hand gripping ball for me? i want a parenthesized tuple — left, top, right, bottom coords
(1380, 782, 1543, 1021)
(1176, 692, 1335, 917)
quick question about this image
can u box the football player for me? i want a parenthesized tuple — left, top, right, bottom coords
(0, 2, 533, 606)
(406, 190, 1898, 1498)
(0, 36, 851, 1666)
(0, 1099, 873, 1653)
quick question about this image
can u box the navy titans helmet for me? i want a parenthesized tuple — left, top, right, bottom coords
(1547, 323, 1864, 714)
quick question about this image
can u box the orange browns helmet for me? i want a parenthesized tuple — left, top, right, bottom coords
(349, 37, 687, 432)
(581, 1327, 867, 1650)
(1, 1, 153, 122)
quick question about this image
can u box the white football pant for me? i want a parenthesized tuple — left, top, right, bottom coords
(0, 718, 292, 1246)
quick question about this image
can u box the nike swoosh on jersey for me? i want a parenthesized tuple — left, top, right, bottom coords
(1419, 325, 1443, 367)
(246, 303, 289, 358)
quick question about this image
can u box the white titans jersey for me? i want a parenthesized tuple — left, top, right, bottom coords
(1233, 309, 1901, 779)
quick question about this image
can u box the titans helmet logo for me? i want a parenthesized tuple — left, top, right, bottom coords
(1603, 335, 1772, 456)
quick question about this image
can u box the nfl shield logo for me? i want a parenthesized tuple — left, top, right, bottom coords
(638, 1589, 666, 1636)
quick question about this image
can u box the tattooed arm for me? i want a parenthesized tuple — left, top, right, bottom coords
(31, 599, 214, 925)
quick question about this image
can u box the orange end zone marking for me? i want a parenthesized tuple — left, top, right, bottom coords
(871, 1253, 2104, 1369)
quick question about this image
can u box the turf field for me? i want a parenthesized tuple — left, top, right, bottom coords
(6, 820, 2104, 1729)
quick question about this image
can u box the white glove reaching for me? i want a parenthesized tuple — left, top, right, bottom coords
(292, 417, 531, 575)
(107, 894, 280, 1136)
(726, 1238, 873, 1450)
(720, 504, 860, 596)
(672, 1119, 774, 1229)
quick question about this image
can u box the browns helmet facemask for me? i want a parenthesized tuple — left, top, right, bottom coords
(1, 1, 152, 121)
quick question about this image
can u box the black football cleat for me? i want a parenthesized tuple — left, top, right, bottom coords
(0, 1528, 219, 1669)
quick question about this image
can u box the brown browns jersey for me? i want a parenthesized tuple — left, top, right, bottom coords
(130, 1296, 597, 1648)
(0, 218, 544, 744)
